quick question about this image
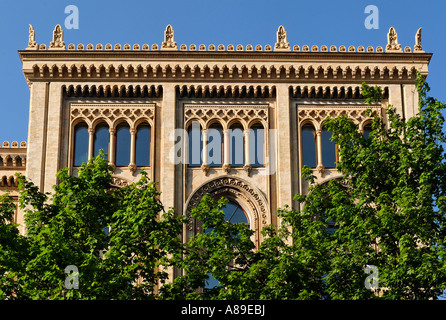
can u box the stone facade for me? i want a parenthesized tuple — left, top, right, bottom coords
(3, 24, 431, 250)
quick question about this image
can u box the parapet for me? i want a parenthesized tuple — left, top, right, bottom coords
(25, 24, 425, 54)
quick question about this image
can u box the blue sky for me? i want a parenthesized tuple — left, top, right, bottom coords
(0, 0, 445, 142)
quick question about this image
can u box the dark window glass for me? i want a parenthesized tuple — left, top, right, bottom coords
(249, 124, 264, 167)
(136, 124, 151, 166)
(188, 122, 202, 167)
(94, 123, 109, 160)
(208, 124, 223, 167)
(321, 127, 336, 168)
(302, 124, 317, 167)
(363, 123, 372, 139)
(73, 123, 89, 166)
(230, 124, 244, 167)
(115, 123, 131, 167)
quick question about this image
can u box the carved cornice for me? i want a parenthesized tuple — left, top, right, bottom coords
(184, 104, 268, 129)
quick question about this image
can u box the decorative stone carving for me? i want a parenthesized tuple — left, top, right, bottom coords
(274, 25, 290, 51)
(298, 104, 381, 130)
(414, 27, 424, 53)
(243, 164, 252, 176)
(70, 103, 155, 128)
(49, 24, 65, 50)
(26, 24, 38, 50)
(201, 163, 210, 175)
(316, 163, 325, 175)
(184, 176, 270, 246)
(386, 27, 402, 52)
(222, 163, 231, 174)
(110, 176, 131, 188)
(161, 24, 177, 50)
(128, 163, 137, 175)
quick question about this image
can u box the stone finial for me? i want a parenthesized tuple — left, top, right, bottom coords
(161, 24, 177, 51)
(385, 27, 402, 52)
(274, 25, 290, 51)
(414, 27, 424, 53)
(49, 24, 66, 50)
(26, 24, 38, 50)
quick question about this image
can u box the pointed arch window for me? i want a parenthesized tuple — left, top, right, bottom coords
(94, 123, 109, 160)
(249, 123, 264, 167)
(73, 122, 89, 166)
(301, 124, 317, 168)
(229, 123, 244, 167)
(321, 127, 336, 168)
(188, 121, 203, 167)
(208, 123, 223, 167)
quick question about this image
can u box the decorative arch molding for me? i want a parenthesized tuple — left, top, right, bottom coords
(184, 176, 270, 246)
(184, 104, 269, 130)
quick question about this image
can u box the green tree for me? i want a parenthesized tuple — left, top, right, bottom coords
(164, 73, 446, 300)
(1, 74, 445, 300)
(0, 152, 184, 299)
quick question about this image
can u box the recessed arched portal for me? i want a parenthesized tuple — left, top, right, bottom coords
(184, 176, 270, 247)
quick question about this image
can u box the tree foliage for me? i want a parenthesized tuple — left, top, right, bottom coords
(0, 152, 184, 299)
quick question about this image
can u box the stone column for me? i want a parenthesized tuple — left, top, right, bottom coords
(201, 129, 209, 174)
(159, 83, 177, 284)
(108, 128, 116, 168)
(402, 84, 418, 119)
(159, 84, 176, 209)
(223, 128, 231, 173)
(128, 128, 136, 174)
(243, 129, 252, 174)
(25, 82, 49, 192)
(244, 129, 251, 165)
(275, 84, 293, 210)
(315, 129, 324, 174)
(388, 85, 403, 121)
(43, 83, 65, 193)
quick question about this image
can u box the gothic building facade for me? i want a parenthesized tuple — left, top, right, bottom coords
(1, 24, 431, 243)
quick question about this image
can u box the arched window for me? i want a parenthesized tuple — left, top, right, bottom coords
(115, 123, 131, 167)
(229, 123, 244, 167)
(73, 122, 89, 166)
(204, 200, 248, 290)
(208, 123, 223, 167)
(363, 123, 372, 139)
(135, 123, 151, 166)
(188, 121, 203, 167)
(321, 127, 336, 168)
(249, 123, 264, 167)
(301, 124, 317, 168)
(94, 123, 109, 159)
